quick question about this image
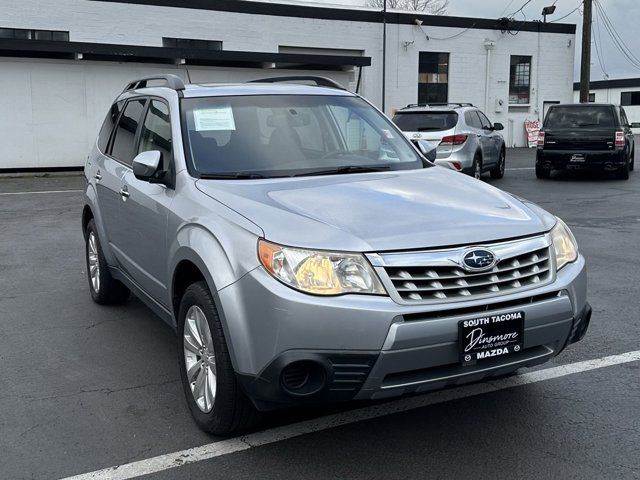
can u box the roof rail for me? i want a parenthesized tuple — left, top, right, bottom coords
(403, 102, 474, 109)
(123, 74, 185, 93)
(248, 75, 346, 90)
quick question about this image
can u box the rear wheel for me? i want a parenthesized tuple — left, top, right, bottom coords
(616, 159, 630, 180)
(472, 153, 483, 180)
(630, 148, 635, 171)
(178, 281, 259, 435)
(490, 149, 506, 179)
(535, 163, 551, 179)
(84, 219, 129, 305)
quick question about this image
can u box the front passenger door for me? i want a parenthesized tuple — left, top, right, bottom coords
(119, 99, 175, 305)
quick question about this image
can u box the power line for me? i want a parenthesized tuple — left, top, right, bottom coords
(592, 5, 608, 78)
(508, 0, 533, 20)
(593, 0, 640, 70)
(550, 1, 583, 23)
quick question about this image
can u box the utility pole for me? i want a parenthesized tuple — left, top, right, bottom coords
(381, 0, 387, 113)
(579, 0, 593, 103)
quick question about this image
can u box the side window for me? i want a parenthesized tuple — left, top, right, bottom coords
(138, 100, 173, 169)
(97, 101, 124, 153)
(110, 98, 147, 165)
(476, 111, 492, 130)
(465, 111, 482, 129)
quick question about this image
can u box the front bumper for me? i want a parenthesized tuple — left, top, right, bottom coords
(537, 149, 625, 171)
(220, 255, 588, 411)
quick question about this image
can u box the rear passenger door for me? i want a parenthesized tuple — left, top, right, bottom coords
(119, 99, 176, 305)
(476, 110, 500, 166)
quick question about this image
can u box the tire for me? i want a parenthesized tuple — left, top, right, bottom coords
(178, 281, 259, 435)
(535, 163, 551, 179)
(85, 219, 129, 305)
(490, 148, 506, 179)
(472, 153, 483, 180)
(629, 148, 635, 172)
(616, 159, 630, 180)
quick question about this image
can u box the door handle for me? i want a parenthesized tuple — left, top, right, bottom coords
(119, 185, 130, 200)
(94, 171, 102, 181)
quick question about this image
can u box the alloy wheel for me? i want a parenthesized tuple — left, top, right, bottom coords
(88, 232, 100, 293)
(183, 305, 217, 413)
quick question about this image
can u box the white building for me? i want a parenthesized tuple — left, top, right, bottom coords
(0, 0, 576, 170)
(573, 78, 640, 127)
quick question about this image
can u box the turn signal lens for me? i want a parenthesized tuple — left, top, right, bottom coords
(258, 239, 386, 296)
(550, 218, 578, 270)
(615, 131, 625, 148)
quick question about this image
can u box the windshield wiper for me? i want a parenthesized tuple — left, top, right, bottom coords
(293, 165, 391, 177)
(199, 172, 268, 179)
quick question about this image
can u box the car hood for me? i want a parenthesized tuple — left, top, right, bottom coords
(195, 167, 556, 252)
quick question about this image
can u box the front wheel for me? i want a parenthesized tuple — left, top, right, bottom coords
(490, 149, 506, 179)
(178, 281, 259, 435)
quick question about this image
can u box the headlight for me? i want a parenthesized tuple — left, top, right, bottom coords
(258, 239, 386, 296)
(550, 218, 578, 270)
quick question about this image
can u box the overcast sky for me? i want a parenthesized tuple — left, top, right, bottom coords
(308, 0, 640, 81)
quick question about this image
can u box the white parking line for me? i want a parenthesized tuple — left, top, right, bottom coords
(0, 189, 83, 196)
(506, 167, 535, 171)
(60, 350, 640, 480)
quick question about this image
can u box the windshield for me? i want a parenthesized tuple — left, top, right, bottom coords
(392, 112, 458, 132)
(181, 95, 425, 178)
(544, 105, 616, 129)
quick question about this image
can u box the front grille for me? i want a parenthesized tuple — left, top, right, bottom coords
(384, 245, 553, 303)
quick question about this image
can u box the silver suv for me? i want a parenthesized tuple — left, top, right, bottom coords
(82, 75, 590, 435)
(393, 103, 506, 179)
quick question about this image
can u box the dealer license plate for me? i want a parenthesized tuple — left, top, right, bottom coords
(458, 311, 524, 364)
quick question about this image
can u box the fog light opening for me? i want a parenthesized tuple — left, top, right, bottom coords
(281, 361, 327, 396)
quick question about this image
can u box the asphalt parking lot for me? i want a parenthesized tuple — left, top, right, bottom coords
(1, 148, 639, 480)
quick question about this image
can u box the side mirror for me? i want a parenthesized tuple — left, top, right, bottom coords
(493, 122, 505, 131)
(132, 151, 161, 182)
(630, 122, 640, 129)
(417, 140, 438, 162)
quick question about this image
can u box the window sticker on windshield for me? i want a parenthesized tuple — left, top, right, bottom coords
(193, 106, 236, 131)
(382, 129, 394, 139)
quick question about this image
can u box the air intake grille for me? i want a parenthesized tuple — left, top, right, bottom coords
(385, 246, 552, 303)
(328, 356, 375, 393)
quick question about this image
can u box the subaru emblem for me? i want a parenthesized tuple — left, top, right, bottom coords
(461, 248, 498, 272)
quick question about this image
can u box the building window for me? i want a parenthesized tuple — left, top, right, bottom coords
(418, 52, 449, 104)
(588, 93, 596, 103)
(621, 91, 640, 106)
(163, 37, 222, 51)
(0, 27, 69, 41)
(509, 55, 531, 105)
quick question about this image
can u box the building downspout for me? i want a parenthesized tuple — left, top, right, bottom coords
(483, 39, 495, 113)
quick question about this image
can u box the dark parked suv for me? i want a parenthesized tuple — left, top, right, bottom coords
(536, 103, 635, 180)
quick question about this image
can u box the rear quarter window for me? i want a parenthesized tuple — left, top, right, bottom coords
(544, 106, 616, 129)
(392, 112, 458, 132)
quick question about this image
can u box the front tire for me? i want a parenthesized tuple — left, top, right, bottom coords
(84, 219, 129, 305)
(178, 281, 259, 435)
(490, 149, 506, 179)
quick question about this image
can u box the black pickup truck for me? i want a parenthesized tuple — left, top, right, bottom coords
(536, 103, 635, 180)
